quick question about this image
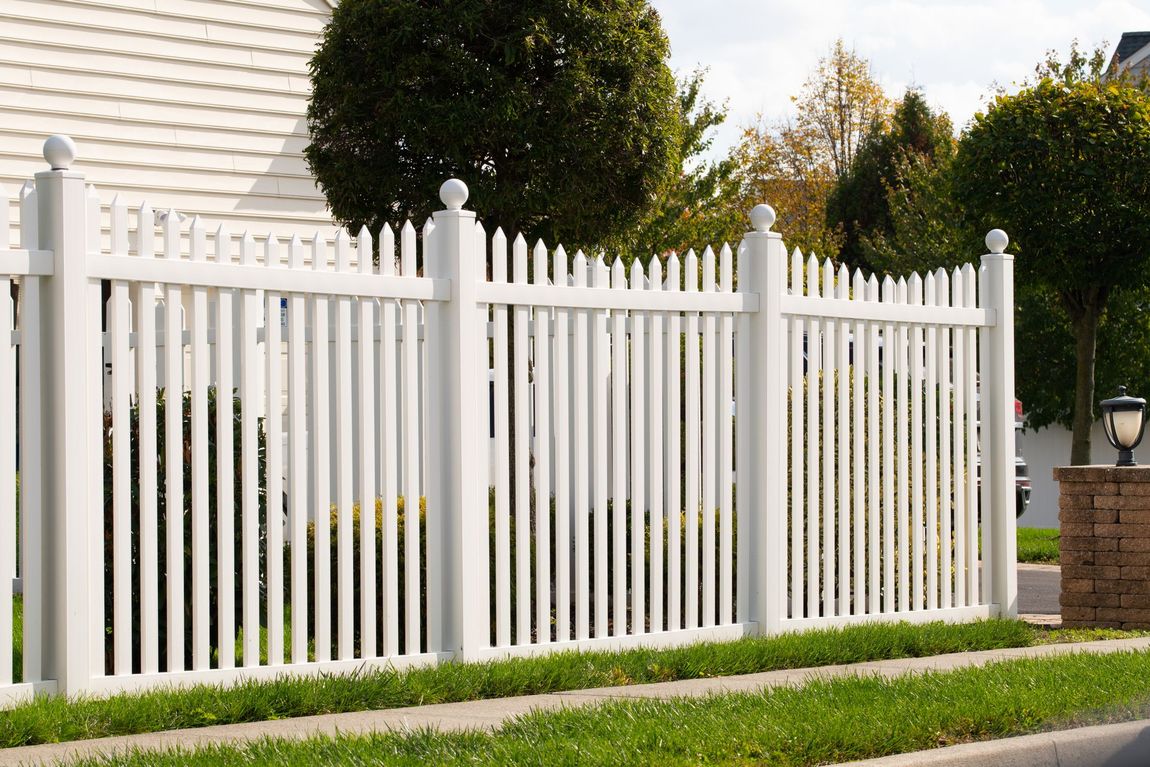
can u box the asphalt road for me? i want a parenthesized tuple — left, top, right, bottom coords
(1017, 563, 1060, 616)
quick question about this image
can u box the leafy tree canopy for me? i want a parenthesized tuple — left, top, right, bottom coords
(306, 0, 682, 249)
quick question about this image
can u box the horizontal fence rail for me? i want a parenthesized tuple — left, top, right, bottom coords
(0, 138, 1017, 701)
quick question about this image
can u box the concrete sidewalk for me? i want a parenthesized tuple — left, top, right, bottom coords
(2, 637, 1149, 766)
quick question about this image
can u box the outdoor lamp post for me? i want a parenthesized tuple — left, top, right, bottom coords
(1100, 386, 1148, 467)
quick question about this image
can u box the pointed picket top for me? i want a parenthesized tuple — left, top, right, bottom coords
(19, 180, 34, 201)
(491, 227, 508, 282)
(533, 239, 548, 285)
(186, 216, 205, 262)
(909, 272, 923, 305)
(375, 222, 394, 276)
(593, 253, 609, 288)
(399, 221, 416, 277)
(160, 209, 180, 260)
(867, 273, 880, 301)
(356, 225, 373, 274)
(334, 228, 352, 272)
(924, 269, 936, 306)
(934, 267, 950, 306)
(648, 254, 663, 288)
(135, 203, 155, 259)
(423, 216, 435, 238)
(667, 250, 681, 291)
(553, 244, 568, 284)
(108, 194, 128, 256)
(629, 258, 644, 291)
(288, 234, 305, 269)
(837, 263, 849, 300)
(512, 232, 528, 284)
(573, 249, 588, 287)
(850, 265, 865, 302)
(701, 245, 716, 292)
(239, 232, 256, 266)
(719, 243, 733, 292)
(961, 263, 977, 307)
(789, 247, 803, 294)
(610, 256, 626, 290)
(684, 248, 699, 292)
(265, 235, 280, 269)
(881, 274, 896, 302)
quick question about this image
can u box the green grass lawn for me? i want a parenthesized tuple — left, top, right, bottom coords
(64, 649, 1150, 766)
(1017, 527, 1060, 564)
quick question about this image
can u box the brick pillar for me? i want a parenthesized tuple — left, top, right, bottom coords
(1054, 466, 1150, 629)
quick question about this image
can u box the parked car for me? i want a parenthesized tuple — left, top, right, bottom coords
(1015, 398, 1031, 517)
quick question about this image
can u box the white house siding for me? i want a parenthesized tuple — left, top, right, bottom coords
(1, 0, 337, 245)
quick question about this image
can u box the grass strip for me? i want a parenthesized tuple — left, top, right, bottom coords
(1017, 527, 1060, 564)
(68, 650, 1150, 766)
(0, 619, 1035, 748)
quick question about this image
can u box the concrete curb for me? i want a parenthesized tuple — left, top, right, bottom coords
(1, 637, 1148, 766)
(840, 718, 1150, 767)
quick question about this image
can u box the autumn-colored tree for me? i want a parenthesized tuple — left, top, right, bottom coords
(727, 40, 890, 257)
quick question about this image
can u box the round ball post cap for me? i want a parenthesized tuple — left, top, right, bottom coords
(439, 178, 469, 211)
(985, 229, 1009, 254)
(750, 204, 776, 233)
(43, 134, 77, 170)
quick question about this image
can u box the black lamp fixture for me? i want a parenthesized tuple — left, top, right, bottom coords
(1100, 386, 1148, 467)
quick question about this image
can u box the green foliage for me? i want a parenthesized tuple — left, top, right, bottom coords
(827, 89, 955, 273)
(306, 0, 682, 250)
(1016, 527, 1059, 564)
(102, 388, 268, 673)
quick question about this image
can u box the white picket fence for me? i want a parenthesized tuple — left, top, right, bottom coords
(0, 138, 1017, 702)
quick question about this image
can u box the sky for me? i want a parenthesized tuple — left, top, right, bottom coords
(650, 0, 1150, 159)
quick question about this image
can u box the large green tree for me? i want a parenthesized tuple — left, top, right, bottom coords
(827, 89, 954, 273)
(306, 0, 682, 248)
(952, 58, 1150, 464)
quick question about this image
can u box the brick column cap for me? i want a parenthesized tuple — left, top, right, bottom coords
(1055, 466, 1150, 482)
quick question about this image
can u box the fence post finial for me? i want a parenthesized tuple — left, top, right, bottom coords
(985, 229, 1008, 254)
(43, 135, 77, 171)
(439, 178, 469, 211)
(750, 203, 776, 233)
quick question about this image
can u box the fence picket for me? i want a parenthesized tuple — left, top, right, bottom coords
(379, 226, 400, 656)
(264, 235, 285, 666)
(805, 253, 820, 620)
(512, 235, 530, 645)
(400, 223, 420, 654)
(963, 264, 979, 604)
(896, 277, 910, 612)
(491, 228, 511, 647)
(163, 211, 186, 671)
(610, 257, 628, 636)
(910, 274, 924, 613)
(865, 274, 880, 615)
(215, 225, 237, 669)
(287, 235, 309, 664)
(334, 231, 355, 660)
(552, 245, 572, 642)
(592, 255, 610, 639)
(789, 248, 804, 617)
(851, 268, 865, 616)
(312, 233, 333, 662)
(836, 264, 849, 616)
(924, 272, 939, 611)
(572, 250, 591, 640)
(881, 276, 895, 614)
(629, 259, 646, 633)
(109, 195, 132, 675)
(356, 227, 377, 659)
(239, 233, 260, 667)
(134, 203, 159, 673)
(189, 217, 211, 670)
(666, 253, 682, 631)
(937, 268, 953, 611)
(718, 244, 734, 625)
(648, 257, 665, 632)
(701, 246, 717, 627)
(684, 249, 700, 630)
(533, 240, 552, 642)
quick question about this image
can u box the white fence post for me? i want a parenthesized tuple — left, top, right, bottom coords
(36, 136, 99, 694)
(980, 229, 1017, 617)
(743, 205, 788, 632)
(426, 179, 489, 659)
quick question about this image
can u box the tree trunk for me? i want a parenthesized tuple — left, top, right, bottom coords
(1065, 288, 1106, 465)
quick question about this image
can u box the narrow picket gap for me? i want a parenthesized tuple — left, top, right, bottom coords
(572, 250, 591, 640)
(835, 264, 850, 617)
(512, 235, 531, 645)
(647, 256, 666, 632)
(491, 229, 511, 647)
(820, 258, 835, 619)
(924, 271, 939, 611)
(264, 235, 285, 667)
(239, 233, 261, 667)
(610, 257, 628, 637)
(850, 268, 866, 617)
(533, 240, 553, 643)
(700, 246, 717, 628)
(333, 231, 355, 661)
(805, 253, 821, 621)
(880, 276, 896, 614)
(379, 226, 400, 656)
(356, 227, 377, 660)
(665, 252, 683, 631)
(684, 249, 701, 630)
(189, 217, 211, 670)
(399, 222, 421, 654)
(287, 235, 310, 664)
(629, 259, 647, 634)
(135, 203, 160, 673)
(789, 248, 804, 618)
(718, 243, 734, 626)
(865, 274, 881, 616)
(552, 245, 572, 643)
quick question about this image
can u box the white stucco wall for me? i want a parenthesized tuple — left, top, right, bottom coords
(1020, 419, 1113, 529)
(2, 0, 337, 244)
